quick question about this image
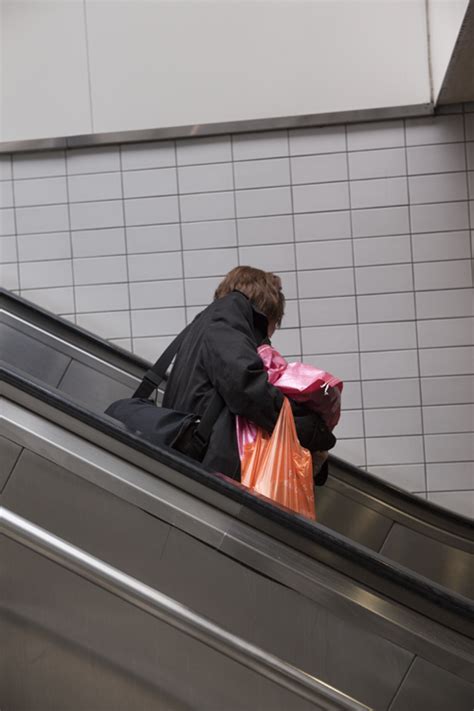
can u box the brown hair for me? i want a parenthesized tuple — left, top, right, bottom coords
(214, 266, 285, 327)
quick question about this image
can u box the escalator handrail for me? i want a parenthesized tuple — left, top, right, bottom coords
(0, 506, 371, 711)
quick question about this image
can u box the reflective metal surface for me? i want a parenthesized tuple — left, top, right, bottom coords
(0, 103, 433, 154)
(0, 435, 21, 491)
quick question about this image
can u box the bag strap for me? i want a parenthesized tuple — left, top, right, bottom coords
(133, 325, 191, 399)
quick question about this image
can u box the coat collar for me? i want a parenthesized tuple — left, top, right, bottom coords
(233, 290, 269, 340)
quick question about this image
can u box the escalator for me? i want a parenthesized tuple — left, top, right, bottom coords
(1, 288, 473, 710)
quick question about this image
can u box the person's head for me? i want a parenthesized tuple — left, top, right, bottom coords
(214, 266, 285, 335)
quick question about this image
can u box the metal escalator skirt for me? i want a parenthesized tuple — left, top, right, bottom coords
(0, 506, 371, 711)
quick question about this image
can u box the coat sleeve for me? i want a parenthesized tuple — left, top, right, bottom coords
(203, 294, 284, 432)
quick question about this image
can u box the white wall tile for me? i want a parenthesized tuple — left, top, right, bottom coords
(282, 300, 300, 329)
(77, 311, 131, 339)
(366, 435, 424, 465)
(346, 120, 404, 151)
(18, 232, 71, 262)
(0, 263, 19, 289)
(333, 410, 364, 439)
(68, 172, 122, 202)
(428, 491, 473, 518)
(423, 404, 474, 434)
(121, 141, 176, 170)
(294, 211, 351, 242)
(407, 143, 466, 175)
(299, 296, 356, 327)
(110, 338, 132, 352)
(178, 163, 233, 193)
(182, 219, 236, 250)
(277, 271, 298, 299)
(235, 187, 291, 218)
(289, 125, 346, 155)
(132, 335, 175, 362)
(425, 432, 473, 462)
(363, 378, 421, 408)
(0, 181, 13, 209)
(183, 247, 237, 278)
(237, 215, 293, 246)
(421, 375, 474, 405)
(408, 172, 467, 204)
(0, 156, 12, 180)
(0, 208, 15, 236)
(364, 407, 422, 436)
(305, 352, 360, 381)
(351, 206, 409, 237)
(358, 292, 415, 323)
(296, 239, 352, 270)
(348, 148, 406, 179)
(427, 462, 474, 491)
(405, 115, 464, 145)
(354, 234, 411, 267)
(14, 176, 68, 207)
(232, 131, 288, 161)
(293, 182, 349, 213)
(16, 204, 69, 234)
(466, 141, 474, 170)
(75, 283, 130, 312)
(129, 279, 185, 309)
(67, 146, 121, 174)
(185, 276, 222, 305)
(333, 439, 366, 468)
(128, 251, 183, 281)
(70, 200, 123, 231)
(19, 259, 72, 289)
(466, 113, 474, 139)
(291, 153, 347, 184)
(124, 196, 179, 226)
(415, 289, 473, 319)
(180, 191, 235, 222)
(411, 231, 471, 262)
(186, 305, 204, 323)
(177, 136, 232, 165)
(361, 350, 419, 380)
(417, 317, 473, 348)
(234, 158, 290, 189)
(72, 228, 126, 258)
(271, 328, 301, 357)
(468, 171, 474, 199)
(369, 464, 425, 492)
(340, 381, 362, 409)
(13, 151, 66, 179)
(350, 177, 408, 209)
(302, 324, 358, 355)
(74, 255, 128, 285)
(414, 260, 472, 290)
(298, 267, 355, 298)
(126, 224, 181, 254)
(239, 243, 295, 272)
(20, 286, 74, 314)
(419, 346, 473, 376)
(0, 235, 17, 263)
(359, 321, 417, 351)
(131, 307, 186, 337)
(355, 264, 413, 294)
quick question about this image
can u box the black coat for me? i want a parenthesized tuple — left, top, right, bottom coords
(163, 291, 335, 482)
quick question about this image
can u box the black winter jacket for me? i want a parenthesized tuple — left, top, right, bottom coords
(163, 291, 335, 482)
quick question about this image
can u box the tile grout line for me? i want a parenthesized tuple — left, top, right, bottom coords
(9, 155, 21, 295)
(287, 130, 304, 356)
(229, 135, 242, 269)
(118, 146, 135, 348)
(174, 142, 190, 324)
(82, 0, 95, 133)
(403, 118, 429, 496)
(344, 125, 368, 470)
(64, 151, 78, 324)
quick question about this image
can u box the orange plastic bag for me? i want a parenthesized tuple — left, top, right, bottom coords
(240, 398, 316, 520)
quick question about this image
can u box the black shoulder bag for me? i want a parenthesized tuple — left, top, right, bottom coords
(105, 326, 223, 462)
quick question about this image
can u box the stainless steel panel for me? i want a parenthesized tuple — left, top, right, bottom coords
(0, 538, 320, 711)
(0, 322, 71, 386)
(1, 449, 171, 586)
(157, 527, 413, 711)
(0, 436, 21, 491)
(317, 484, 393, 551)
(58, 358, 135, 412)
(390, 657, 474, 711)
(381, 523, 473, 599)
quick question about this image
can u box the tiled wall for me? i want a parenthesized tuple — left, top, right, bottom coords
(1, 107, 473, 517)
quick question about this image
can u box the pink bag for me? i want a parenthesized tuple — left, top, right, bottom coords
(237, 345, 343, 459)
